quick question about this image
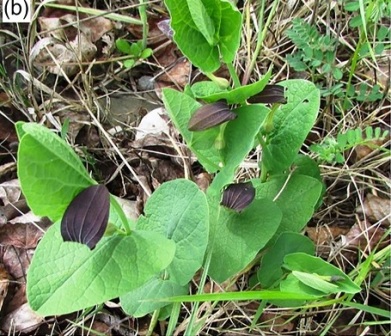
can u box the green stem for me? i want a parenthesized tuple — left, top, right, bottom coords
(242, 0, 280, 85)
(139, 0, 148, 49)
(185, 203, 219, 335)
(250, 300, 267, 330)
(110, 196, 132, 235)
(257, 104, 280, 182)
(259, 161, 268, 182)
(262, 103, 280, 134)
(166, 303, 181, 336)
(226, 62, 241, 88)
(205, 72, 230, 89)
(146, 308, 160, 336)
(185, 248, 213, 336)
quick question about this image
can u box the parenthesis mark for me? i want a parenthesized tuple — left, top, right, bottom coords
(23, 0, 28, 20)
(4, 0, 10, 20)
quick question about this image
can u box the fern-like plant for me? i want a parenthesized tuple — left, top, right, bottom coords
(310, 126, 390, 164)
(285, 18, 342, 82)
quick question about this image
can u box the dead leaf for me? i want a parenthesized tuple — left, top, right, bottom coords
(32, 34, 97, 76)
(132, 134, 176, 158)
(135, 107, 169, 140)
(0, 303, 43, 334)
(364, 49, 390, 88)
(157, 19, 173, 40)
(306, 225, 350, 244)
(40, 3, 113, 43)
(3, 283, 26, 315)
(156, 58, 191, 87)
(258, 312, 295, 333)
(356, 194, 390, 226)
(0, 263, 10, 312)
(306, 225, 350, 257)
(150, 159, 184, 188)
(154, 44, 178, 67)
(33, 0, 114, 75)
(354, 138, 389, 161)
(101, 95, 156, 127)
(82, 320, 112, 335)
(98, 311, 135, 335)
(80, 15, 113, 43)
(194, 172, 212, 192)
(343, 220, 389, 251)
(34, 0, 113, 76)
(1, 247, 32, 281)
(0, 179, 22, 205)
(0, 163, 17, 180)
(0, 199, 30, 225)
(54, 107, 91, 143)
(0, 222, 47, 249)
(75, 125, 101, 148)
(126, 16, 169, 46)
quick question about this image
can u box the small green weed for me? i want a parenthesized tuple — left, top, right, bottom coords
(115, 39, 153, 68)
(285, 18, 342, 85)
(310, 126, 389, 163)
(345, 0, 391, 27)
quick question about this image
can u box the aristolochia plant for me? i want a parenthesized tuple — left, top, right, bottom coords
(17, 0, 360, 319)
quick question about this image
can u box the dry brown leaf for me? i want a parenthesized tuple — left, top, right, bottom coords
(0, 163, 17, 180)
(157, 58, 191, 87)
(32, 35, 97, 76)
(0, 302, 43, 334)
(33, 0, 113, 76)
(3, 284, 26, 315)
(55, 108, 91, 143)
(364, 49, 390, 88)
(0, 179, 22, 205)
(306, 225, 350, 257)
(344, 220, 389, 251)
(40, 3, 112, 43)
(0, 263, 10, 313)
(75, 125, 101, 148)
(194, 172, 212, 192)
(0, 199, 30, 225)
(89, 321, 112, 335)
(354, 138, 388, 161)
(102, 95, 156, 126)
(132, 134, 175, 157)
(1, 247, 32, 281)
(80, 15, 113, 43)
(150, 159, 184, 188)
(0, 222, 47, 249)
(258, 312, 295, 333)
(356, 194, 390, 226)
(306, 225, 350, 244)
(126, 16, 169, 46)
(0, 181, 46, 226)
(155, 44, 178, 67)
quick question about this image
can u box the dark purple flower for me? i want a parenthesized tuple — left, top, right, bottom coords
(220, 182, 255, 212)
(61, 184, 110, 249)
(188, 102, 236, 131)
(248, 85, 287, 104)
